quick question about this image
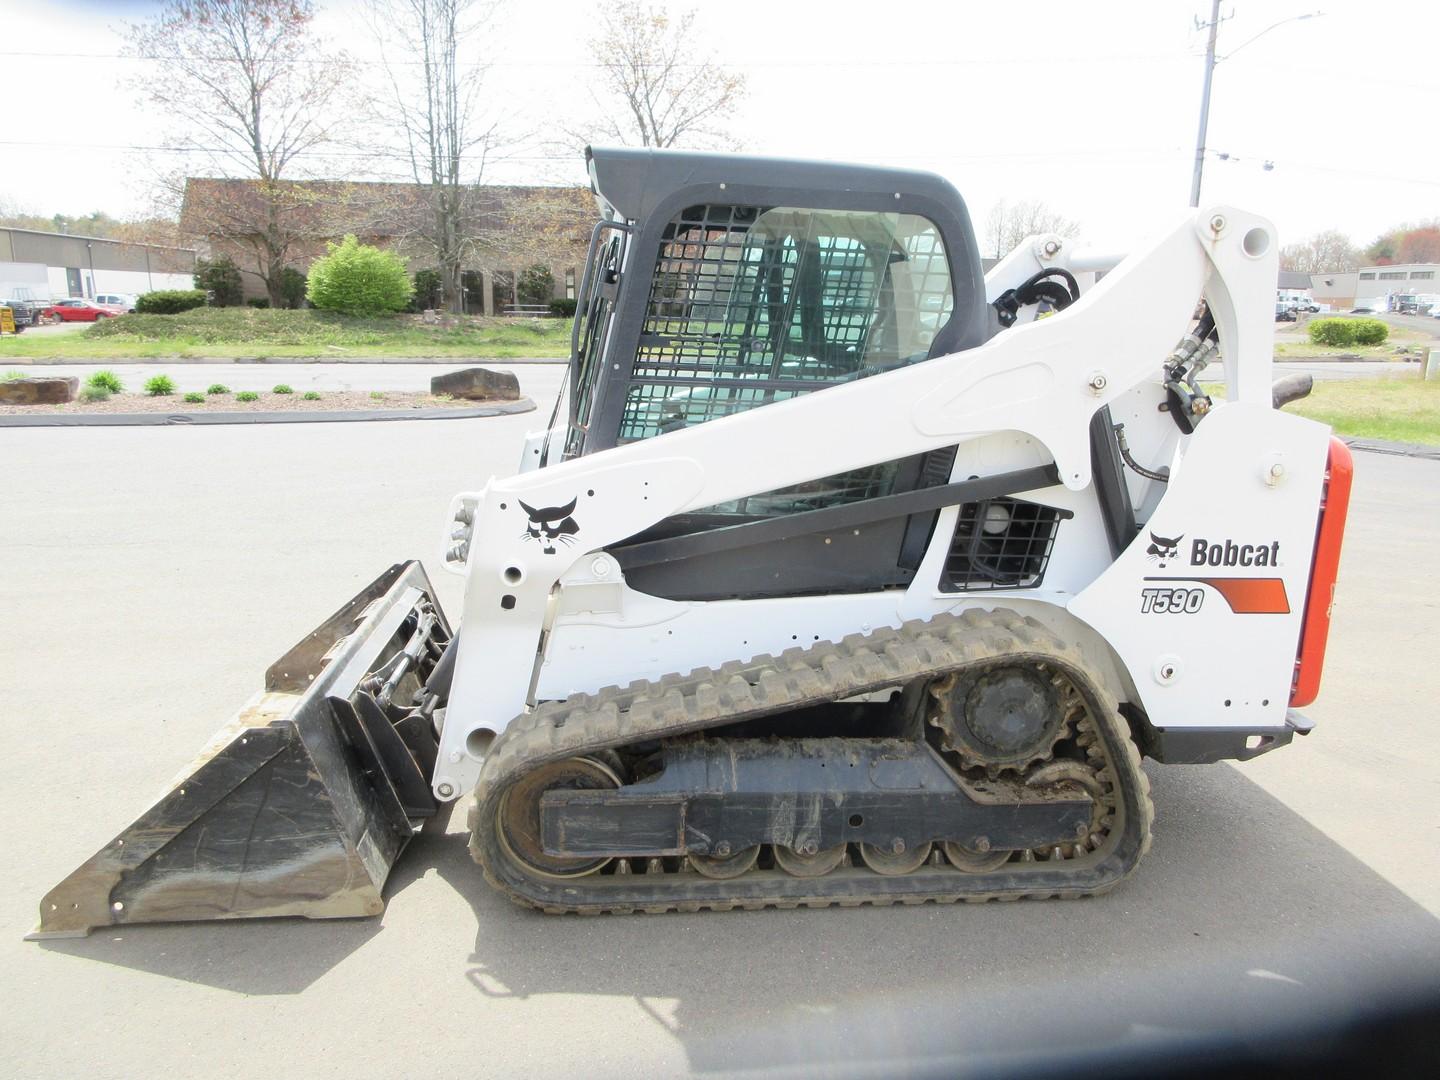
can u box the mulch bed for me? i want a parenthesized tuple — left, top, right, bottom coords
(0, 391, 484, 415)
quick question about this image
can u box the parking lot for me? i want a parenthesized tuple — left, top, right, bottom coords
(1, 369, 1438, 1077)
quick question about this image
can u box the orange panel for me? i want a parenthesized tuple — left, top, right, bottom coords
(1291, 438, 1355, 707)
(1197, 577, 1290, 614)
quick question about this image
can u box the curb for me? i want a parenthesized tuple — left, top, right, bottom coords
(0, 397, 536, 428)
(1274, 356, 1420, 365)
(9, 356, 567, 366)
(1343, 436, 1440, 461)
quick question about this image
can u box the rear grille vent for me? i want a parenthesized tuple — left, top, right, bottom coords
(940, 497, 1067, 592)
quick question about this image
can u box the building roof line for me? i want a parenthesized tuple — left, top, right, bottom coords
(0, 225, 196, 253)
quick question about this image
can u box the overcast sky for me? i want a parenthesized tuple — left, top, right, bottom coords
(2, 0, 1437, 251)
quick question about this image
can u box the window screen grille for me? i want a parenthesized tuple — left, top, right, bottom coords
(619, 204, 953, 444)
(939, 497, 1064, 592)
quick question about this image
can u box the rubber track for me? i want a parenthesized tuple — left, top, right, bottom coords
(468, 609, 1153, 914)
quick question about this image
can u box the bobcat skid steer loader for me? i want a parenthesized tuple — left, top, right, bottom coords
(31, 148, 1352, 935)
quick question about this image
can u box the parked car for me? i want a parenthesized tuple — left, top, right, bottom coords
(40, 298, 118, 323)
(1274, 301, 1297, 322)
(94, 293, 136, 313)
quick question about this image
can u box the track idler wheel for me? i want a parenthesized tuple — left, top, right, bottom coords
(773, 843, 847, 878)
(497, 757, 621, 879)
(689, 845, 760, 879)
(942, 841, 1011, 874)
(859, 840, 932, 876)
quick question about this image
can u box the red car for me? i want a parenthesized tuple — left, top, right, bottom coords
(40, 299, 121, 323)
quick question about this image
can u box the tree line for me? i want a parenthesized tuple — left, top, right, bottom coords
(0, 205, 182, 248)
(1280, 222, 1440, 274)
(123, 0, 747, 311)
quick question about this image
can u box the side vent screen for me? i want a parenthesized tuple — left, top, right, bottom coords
(940, 497, 1069, 592)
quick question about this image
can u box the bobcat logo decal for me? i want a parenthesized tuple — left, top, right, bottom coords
(1146, 531, 1183, 569)
(519, 497, 579, 555)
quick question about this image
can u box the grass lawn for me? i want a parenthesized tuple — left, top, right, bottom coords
(1288, 372, 1440, 445)
(1274, 318, 1433, 360)
(0, 308, 572, 359)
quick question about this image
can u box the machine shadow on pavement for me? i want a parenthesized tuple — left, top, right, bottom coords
(30, 740, 1440, 1073)
(33, 906, 385, 997)
(431, 761, 1439, 1072)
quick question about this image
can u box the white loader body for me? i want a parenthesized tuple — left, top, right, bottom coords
(434, 205, 1328, 802)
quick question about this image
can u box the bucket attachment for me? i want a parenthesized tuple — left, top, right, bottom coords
(29, 561, 452, 939)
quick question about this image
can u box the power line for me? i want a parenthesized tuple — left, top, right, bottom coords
(0, 138, 1191, 165)
(0, 49, 1192, 69)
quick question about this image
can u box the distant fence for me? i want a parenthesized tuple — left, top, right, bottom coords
(500, 303, 555, 317)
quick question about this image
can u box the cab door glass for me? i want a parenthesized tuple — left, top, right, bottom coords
(620, 205, 954, 444)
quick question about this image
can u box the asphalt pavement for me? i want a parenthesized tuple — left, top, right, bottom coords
(1, 394, 1437, 1077)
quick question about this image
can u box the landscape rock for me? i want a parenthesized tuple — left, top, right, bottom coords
(0, 376, 79, 404)
(430, 366, 520, 402)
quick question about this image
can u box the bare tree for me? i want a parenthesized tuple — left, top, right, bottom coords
(126, 0, 351, 304)
(584, 2, 745, 149)
(983, 200, 1080, 260)
(1280, 229, 1361, 274)
(367, 0, 504, 313)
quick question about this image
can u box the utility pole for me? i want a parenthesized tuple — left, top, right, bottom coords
(1190, 8, 1322, 205)
(1190, 0, 1222, 208)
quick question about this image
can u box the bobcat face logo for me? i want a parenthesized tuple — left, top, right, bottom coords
(1146, 531, 1183, 569)
(519, 497, 579, 555)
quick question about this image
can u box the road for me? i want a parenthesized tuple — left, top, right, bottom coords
(1, 407, 1438, 1077)
(25, 356, 1425, 398)
(1270, 358, 1420, 381)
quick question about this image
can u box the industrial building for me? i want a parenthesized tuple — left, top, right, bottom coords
(1310, 262, 1440, 312)
(0, 227, 196, 303)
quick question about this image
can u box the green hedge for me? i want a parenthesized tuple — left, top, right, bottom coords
(549, 297, 578, 317)
(518, 264, 555, 306)
(412, 268, 443, 311)
(279, 266, 307, 310)
(194, 256, 243, 307)
(1308, 317, 1389, 347)
(135, 289, 208, 315)
(1351, 317, 1389, 345)
(306, 235, 412, 316)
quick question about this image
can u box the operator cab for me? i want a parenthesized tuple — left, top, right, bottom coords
(561, 148, 1026, 603)
(567, 146, 989, 458)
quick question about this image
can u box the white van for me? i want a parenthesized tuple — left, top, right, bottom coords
(94, 293, 136, 312)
